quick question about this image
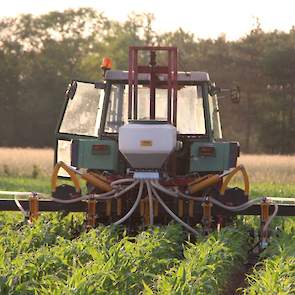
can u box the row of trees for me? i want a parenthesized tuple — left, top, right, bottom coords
(0, 8, 294, 153)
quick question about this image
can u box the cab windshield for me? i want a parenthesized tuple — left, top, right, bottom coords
(105, 84, 206, 135)
(59, 81, 104, 136)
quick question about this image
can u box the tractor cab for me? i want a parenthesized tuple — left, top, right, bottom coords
(1, 45, 294, 236)
(55, 47, 239, 178)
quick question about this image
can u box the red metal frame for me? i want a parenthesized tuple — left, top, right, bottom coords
(128, 46, 178, 125)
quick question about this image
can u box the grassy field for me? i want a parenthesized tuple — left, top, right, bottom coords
(0, 148, 53, 178)
(237, 154, 295, 184)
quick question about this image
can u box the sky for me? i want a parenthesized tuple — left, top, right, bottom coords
(1, 0, 295, 40)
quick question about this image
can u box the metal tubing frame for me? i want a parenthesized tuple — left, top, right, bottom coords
(51, 161, 81, 193)
(128, 46, 178, 122)
(0, 199, 293, 216)
(220, 165, 250, 196)
(260, 198, 270, 241)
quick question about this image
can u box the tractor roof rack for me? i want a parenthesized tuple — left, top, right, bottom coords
(105, 70, 210, 82)
(128, 46, 178, 124)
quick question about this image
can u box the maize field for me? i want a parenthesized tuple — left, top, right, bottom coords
(0, 211, 293, 294)
(0, 151, 294, 294)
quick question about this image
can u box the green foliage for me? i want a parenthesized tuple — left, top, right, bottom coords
(0, 177, 50, 194)
(0, 215, 119, 294)
(247, 183, 295, 199)
(243, 220, 295, 294)
(0, 218, 184, 294)
(60, 224, 184, 294)
(149, 226, 251, 294)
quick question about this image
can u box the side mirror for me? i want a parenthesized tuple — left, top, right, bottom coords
(65, 81, 77, 100)
(230, 86, 240, 103)
(209, 85, 221, 96)
(210, 83, 241, 103)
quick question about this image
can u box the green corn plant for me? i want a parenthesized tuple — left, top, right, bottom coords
(148, 225, 251, 295)
(243, 219, 295, 295)
(61, 224, 185, 295)
(0, 225, 119, 294)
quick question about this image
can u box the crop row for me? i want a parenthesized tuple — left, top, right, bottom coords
(244, 219, 295, 295)
(2, 211, 291, 294)
(0, 212, 254, 294)
(144, 224, 251, 294)
(0, 213, 185, 294)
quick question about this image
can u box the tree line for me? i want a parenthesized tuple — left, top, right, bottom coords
(0, 8, 294, 153)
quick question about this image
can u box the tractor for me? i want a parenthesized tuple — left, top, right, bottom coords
(1, 46, 294, 246)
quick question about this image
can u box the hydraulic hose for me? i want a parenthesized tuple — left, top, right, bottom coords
(146, 181, 154, 225)
(151, 181, 202, 201)
(50, 190, 116, 204)
(209, 197, 264, 212)
(111, 178, 136, 186)
(0, 191, 42, 196)
(152, 180, 279, 236)
(114, 181, 144, 225)
(150, 183, 199, 236)
(51, 180, 140, 204)
(152, 180, 264, 213)
(14, 196, 27, 216)
(262, 202, 279, 234)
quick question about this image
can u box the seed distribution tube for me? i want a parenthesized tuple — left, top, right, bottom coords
(150, 183, 199, 236)
(146, 181, 154, 225)
(51, 181, 140, 204)
(114, 181, 144, 225)
(111, 178, 136, 186)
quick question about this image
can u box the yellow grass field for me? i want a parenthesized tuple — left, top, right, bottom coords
(237, 154, 295, 184)
(0, 148, 294, 183)
(0, 148, 53, 177)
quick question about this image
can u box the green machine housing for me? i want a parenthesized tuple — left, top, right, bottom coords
(190, 142, 239, 173)
(71, 139, 119, 171)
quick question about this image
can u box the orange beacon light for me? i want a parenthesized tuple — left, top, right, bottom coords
(101, 57, 112, 70)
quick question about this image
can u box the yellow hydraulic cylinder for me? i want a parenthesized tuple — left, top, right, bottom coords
(51, 161, 81, 193)
(82, 173, 112, 192)
(51, 161, 112, 194)
(220, 165, 250, 196)
(188, 175, 220, 194)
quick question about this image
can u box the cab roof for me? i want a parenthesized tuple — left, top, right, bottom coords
(105, 70, 210, 82)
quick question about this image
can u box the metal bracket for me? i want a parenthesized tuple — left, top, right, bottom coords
(133, 171, 160, 180)
(260, 197, 270, 249)
(86, 198, 97, 229)
(29, 193, 39, 223)
(202, 196, 212, 234)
